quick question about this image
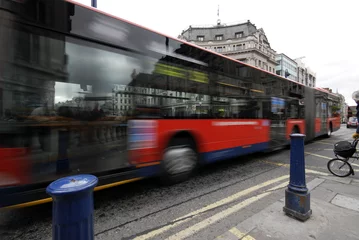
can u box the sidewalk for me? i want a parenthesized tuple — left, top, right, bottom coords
(217, 176, 359, 240)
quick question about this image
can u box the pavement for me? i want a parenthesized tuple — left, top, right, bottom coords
(217, 171, 359, 240)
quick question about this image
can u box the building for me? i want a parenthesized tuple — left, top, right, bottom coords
(275, 53, 298, 81)
(295, 59, 316, 87)
(334, 92, 347, 123)
(179, 20, 277, 73)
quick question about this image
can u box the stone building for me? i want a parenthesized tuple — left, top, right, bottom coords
(179, 20, 277, 73)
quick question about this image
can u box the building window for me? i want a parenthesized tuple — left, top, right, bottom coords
(215, 35, 223, 41)
(197, 36, 204, 41)
(235, 32, 243, 38)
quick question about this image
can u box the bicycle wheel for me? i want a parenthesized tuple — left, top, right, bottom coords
(327, 158, 353, 177)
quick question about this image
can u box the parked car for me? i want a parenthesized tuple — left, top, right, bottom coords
(347, 117, 358, 128)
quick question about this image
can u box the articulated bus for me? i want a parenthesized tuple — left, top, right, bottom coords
(0, 0, 340, 208)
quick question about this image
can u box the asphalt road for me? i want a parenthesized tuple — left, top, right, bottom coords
(0, 125, 358, 240)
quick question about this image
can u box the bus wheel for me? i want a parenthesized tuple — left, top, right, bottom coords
(161, 141, 198, 184)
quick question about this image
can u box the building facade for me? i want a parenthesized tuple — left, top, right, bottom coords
(335, 92, 347, 123)
(179, 20, 277, 73)
(295, 59, 316, 87)
(275, 53, 298, 81)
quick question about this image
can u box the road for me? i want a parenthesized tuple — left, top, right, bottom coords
(0, 125, 358, 240)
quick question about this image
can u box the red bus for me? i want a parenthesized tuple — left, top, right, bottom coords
(0, 0, 340, 208)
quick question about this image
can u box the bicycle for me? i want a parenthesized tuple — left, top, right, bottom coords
(327, 138, 359, 177)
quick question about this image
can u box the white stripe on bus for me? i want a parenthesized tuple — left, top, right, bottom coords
(212, 122, 258, 126)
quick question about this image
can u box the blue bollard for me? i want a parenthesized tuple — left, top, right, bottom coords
(283, 133, 312, 221)
(46, 174, 98, 240)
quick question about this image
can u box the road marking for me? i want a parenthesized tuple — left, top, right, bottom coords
(133, 175, 289, 240)
(261, 160, 329, 176)
(305, 151, 359, 171)
(305, 152, 332, 160)
(229, 227, 256, 240)
(261, 160, 288, 167)
(305, 169, 329, 176)
(165, 191, 272, 240)
(316, 142, 333, 146)
(266, 181, 291, 191)
(174, 175, 288, 221)
(319, 140, 335, 143)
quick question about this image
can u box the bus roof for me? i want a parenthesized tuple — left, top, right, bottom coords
(67, 0, 339, 99)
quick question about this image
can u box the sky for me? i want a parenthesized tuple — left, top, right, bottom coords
(74, 0, 359, 106)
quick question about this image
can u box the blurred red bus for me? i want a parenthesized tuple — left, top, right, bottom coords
(0, 0, 340, 208)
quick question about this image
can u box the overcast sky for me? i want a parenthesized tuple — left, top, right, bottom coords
(74, 0, 359, 106)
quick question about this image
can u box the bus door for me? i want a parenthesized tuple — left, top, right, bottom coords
(315, 98, 328, 136)
(268, 97, 287, 148)
(320, 102, 328, 134)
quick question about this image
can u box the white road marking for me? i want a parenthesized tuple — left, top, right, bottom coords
(261, 160, 329, 176)
(305, 152, 332, 159)
(316, 142, 334, 146)
(133, 175, 289, 240)
(166, 182, 288, 240)
(165, 192, 271, 240)
(305, 169, 329, 176)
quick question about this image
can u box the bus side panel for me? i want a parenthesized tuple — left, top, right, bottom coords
(286, 119, 305, 140)
(129, 119, 270, 165)
(315, 118, 321, 135)
(0, 148, 30, 187)
(328, 117, 341, 132)
(304, 87, 316, 141)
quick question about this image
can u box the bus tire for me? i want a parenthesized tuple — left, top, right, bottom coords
(160, 137, 198, 185)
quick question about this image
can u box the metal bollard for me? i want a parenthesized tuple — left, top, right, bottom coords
(283, 133, 312, 221)
(46, 174, 98, 240)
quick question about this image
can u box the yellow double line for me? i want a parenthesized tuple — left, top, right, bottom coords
(133, 175, 289, 240)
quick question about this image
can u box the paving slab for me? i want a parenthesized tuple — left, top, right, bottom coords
(331, 194, 359, 212)
(230, 198, 359, 240)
